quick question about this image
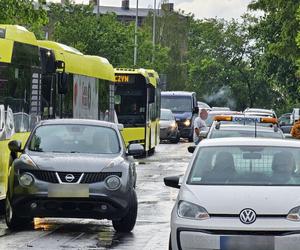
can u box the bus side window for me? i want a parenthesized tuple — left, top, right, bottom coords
(149, 87, 155, 103)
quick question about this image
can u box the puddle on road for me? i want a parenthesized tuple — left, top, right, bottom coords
(95, 227, 134, 249)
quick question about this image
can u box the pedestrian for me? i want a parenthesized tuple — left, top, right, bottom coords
(193, 108, 208, 145)
(291, 119, 300, 139)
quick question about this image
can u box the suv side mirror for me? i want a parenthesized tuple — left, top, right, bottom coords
(128, 143, 144, 157)
(193, 106, 199, 114)
(8, 140, 22, 153)
(164, 175, 181, 189)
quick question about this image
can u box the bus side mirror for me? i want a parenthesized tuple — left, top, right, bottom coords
(57, 72, 68, 94)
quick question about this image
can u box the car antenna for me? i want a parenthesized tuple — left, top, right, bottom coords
(255, 120, 257, 138)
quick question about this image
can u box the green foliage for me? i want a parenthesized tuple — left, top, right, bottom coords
(249, 0, 300, 113)
(0, 0, 48, 38)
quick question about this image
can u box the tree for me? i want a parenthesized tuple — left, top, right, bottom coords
(0, 0, 48, 38)
(249, 0, 300, 112)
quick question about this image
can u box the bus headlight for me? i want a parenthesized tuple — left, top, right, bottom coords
(105, 176, 121, 190)
(19, 173, 34, 186)
(183, 119, 191, 127)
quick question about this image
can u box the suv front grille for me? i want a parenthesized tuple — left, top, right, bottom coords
(19, 169, 122, 184)
(81, 172, 122, 184)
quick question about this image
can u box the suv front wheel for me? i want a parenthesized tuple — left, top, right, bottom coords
(112, 189, 137, 233)
(5, 194, 32, 230)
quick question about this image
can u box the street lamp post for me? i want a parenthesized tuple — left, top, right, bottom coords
(134, 0, 139, 66)
(152, 0, 156, 63)
(97, 0, 100, 16)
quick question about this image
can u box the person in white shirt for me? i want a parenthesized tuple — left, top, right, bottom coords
(193, 109, 208, 145)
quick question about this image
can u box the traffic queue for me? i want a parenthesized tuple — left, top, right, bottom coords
(2, 24, 300, 250)
(161, 95, 300, 249)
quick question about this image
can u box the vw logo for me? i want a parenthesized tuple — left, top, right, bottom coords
(239, 208, 257, 224)
(65, 174, 75, 183)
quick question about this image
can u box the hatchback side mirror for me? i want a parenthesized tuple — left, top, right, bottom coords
(8, 140, 22, 153)
(164, 175, 181, 189)
(128, 143, 144, 157)
(188, 146, 195, 153)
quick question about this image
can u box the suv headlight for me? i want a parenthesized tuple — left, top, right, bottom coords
(287, 207, 300, 221)
(105, 175, 121, 190)
(170, 122, 177, 129)
(19, 173, 34, 186)
(178, 201, 210, 220)
(20, 154, 36, 167)
(183, 119, 191, 127)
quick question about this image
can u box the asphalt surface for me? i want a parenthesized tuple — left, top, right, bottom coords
(0, 141, 192, 250)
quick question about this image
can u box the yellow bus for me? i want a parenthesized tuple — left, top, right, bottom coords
(37, 40, 115, 119)
(0, 25, 115, 210)
(0, 25, 43, 209)
(113, 68, 160, 154)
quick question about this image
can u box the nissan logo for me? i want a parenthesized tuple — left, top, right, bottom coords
(65, 174, 75, 183)
(239, 208, 257, 224)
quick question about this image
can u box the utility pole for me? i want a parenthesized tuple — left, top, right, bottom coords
(152, 0, 156, 63)
(97, 0, 100, 16)
(134, 0, 139, 66)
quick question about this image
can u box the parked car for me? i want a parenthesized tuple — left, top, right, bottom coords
(160, 109, 180, 143)
(244, 108, 277, 118)
(165, 137, 300, 250)
(197, 101, 211, 111)
(5, 119, 143, 232)
(279, 113, 293, 134)
(161, 91, 198, 142)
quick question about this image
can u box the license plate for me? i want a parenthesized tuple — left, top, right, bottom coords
(48, 184, 89, 198)
(220, 236, 274, 250)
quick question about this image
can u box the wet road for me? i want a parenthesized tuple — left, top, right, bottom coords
(0, 142, 192, 250)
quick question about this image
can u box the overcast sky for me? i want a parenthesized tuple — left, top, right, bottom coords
(49, 0, 253, 20)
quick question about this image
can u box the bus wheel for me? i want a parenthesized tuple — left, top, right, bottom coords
(0, 200, 5, 215)
(148, 147, 155, 155)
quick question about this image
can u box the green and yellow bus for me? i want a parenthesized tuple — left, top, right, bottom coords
(0, 25, 115, 209)
(113, 68, 160, 154)
(0, 25, 42, 205)
(37, 40, 114, 119)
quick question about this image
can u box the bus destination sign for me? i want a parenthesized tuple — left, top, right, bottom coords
(115, 74, 135, 84)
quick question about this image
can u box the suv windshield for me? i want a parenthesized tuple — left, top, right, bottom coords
(29, 124, 120, 154)
(188, 146, 300, 186)
(161, 96, 192, 113)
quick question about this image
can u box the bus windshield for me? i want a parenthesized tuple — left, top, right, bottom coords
(161, 96, 192, 113)
(114, 75, 146, 127)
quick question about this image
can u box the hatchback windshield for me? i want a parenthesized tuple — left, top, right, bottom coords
(188, 146, 300, 186)
(29, 124, 120, 154)
(161, 109, 174, 120)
